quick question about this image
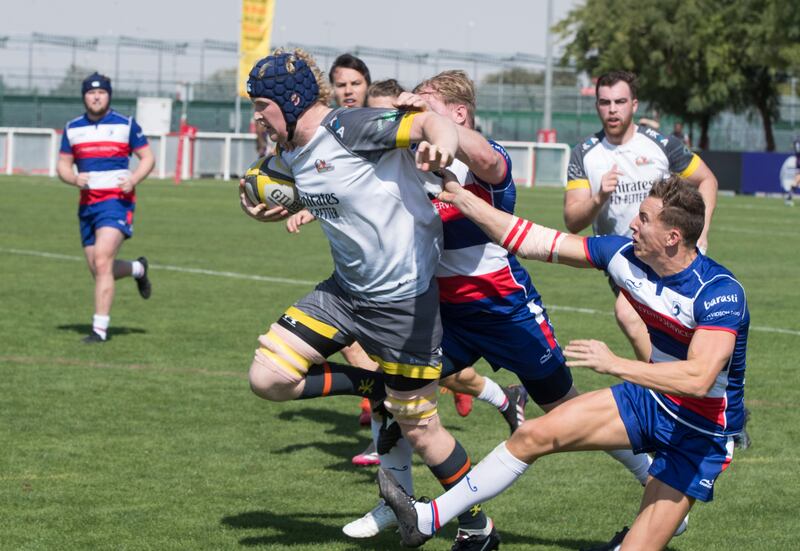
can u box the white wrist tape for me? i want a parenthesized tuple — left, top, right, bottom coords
(500, 216, 566, 262)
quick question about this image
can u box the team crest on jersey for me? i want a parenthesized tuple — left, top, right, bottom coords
(635, 156, 654, 166)
(314, 159, 334, 173)
(672, 301, 682, 316)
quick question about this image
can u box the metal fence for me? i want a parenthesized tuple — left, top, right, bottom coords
(0, 127, 569, 187)
(1, 33, 798, 150)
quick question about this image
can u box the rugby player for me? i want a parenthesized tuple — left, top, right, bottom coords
(564, 70, 718, 363)
(346, 70, 653, 543)
(241, 49, 500, 549)
(57, 72, 154, 343)
(379, 175, 749, 551)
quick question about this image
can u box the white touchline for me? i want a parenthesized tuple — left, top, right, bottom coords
(0, 247, 317, 286)
(3, 247, 798, 337)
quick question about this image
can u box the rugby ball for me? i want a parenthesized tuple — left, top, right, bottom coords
(243, 155, 304, 214)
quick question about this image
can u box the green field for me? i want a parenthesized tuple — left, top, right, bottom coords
(1, 175, 798, 550)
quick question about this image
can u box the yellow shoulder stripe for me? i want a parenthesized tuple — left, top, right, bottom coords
(566, 179, 590, 191)
(285, 306, 339, 339)
(395, 112, 419, 149)
(678, 154, 701, 178)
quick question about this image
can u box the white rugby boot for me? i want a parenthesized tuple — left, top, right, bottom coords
(342, 499, 397, 538)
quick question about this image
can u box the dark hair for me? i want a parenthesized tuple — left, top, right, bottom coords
(368, 79, 405, 99)
(595, 70, 638, 100)
(649, 175, 706, 247)
(329, 54, 371, 86)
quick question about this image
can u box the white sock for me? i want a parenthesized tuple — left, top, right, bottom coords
(375, 417, 414, 495)
(477, 376, 508, 409)
(131, 260, 145, 279)
(92, 314, 110, 340)
(416, 441, 529, 535)
(606, 449, 653, 485)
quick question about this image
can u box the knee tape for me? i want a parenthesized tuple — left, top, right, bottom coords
(384, 380, 440, 426)
(254, 323, 319, 384)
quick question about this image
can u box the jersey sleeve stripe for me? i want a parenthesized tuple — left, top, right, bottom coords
(695, 325, 738, 336)
(566, 178, 590, 191)
(395, 112, 419, 149)
(678, 154, 701, 178)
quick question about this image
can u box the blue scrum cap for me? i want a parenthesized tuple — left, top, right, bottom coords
(82, 72, 112, 97)
(246, 52, 319, 128)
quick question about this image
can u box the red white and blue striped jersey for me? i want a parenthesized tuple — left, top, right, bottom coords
(432, 141, 538, 317)
(60, 110, 149, 206)
(586, 235, 749, 436)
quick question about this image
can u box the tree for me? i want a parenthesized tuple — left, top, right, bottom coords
(51, 65, 98, 97)
(729, 0, 800, 150)
(195, 68, 237, 101)
(483, 67, 576, 87)
(554, 0, 795, 150)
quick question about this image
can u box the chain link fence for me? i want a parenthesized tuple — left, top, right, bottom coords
(1, 34, 798, 150)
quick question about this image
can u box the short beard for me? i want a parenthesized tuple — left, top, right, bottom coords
(603, 116, 633, 139)
(85, 103, 110, 120)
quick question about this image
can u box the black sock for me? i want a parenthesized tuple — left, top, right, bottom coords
(427, 440, 488, 531)
(299, 361, 386, 400)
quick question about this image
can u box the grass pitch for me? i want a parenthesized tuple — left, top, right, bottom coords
(1, 175, 798, 550)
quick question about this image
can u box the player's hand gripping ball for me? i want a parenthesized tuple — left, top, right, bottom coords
(243, 155, 304, 214)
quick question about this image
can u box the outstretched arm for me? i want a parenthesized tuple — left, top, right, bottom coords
(564, 329, 735, 397)
(438, 179, 592, 268)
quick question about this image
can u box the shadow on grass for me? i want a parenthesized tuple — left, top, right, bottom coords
(275, 406, 379, 481)
(56, 323, 147, 339)
(220, 509, 400, 548)
(220, 508, 623, 549)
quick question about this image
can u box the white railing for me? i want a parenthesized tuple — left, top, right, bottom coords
(497, 140, 570, 188)
(0, 127, 60, 177)
(0, 127, 570, 188)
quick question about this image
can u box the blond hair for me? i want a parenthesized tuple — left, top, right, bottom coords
(268, 47, 333, 106)
(415, 70, 476, 126)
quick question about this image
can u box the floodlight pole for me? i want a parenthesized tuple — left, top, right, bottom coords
(543, 0, 554, 130)
(28, 38, 33, 90)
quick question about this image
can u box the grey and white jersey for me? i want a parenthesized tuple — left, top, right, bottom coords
(280, 107, 443, 302)
(567, 125, 700, 237)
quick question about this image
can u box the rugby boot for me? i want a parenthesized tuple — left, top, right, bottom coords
(451, 520, 501, 551)
(342, 499, 398, 538)
(377, 469, 432, 548)
(499, 385, 528, 435)
(135, 256, 152, 299)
